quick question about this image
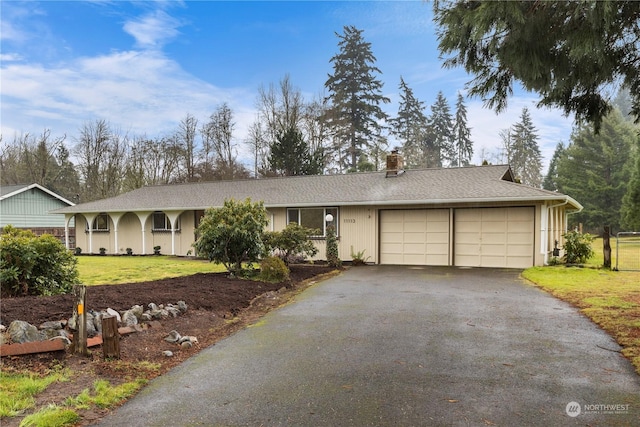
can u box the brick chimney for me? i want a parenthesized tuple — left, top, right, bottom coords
(385, 150, 404, 177)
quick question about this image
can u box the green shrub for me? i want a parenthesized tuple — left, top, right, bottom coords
(193, 199, 269, 276)
(0, 226, 78, 296)
(548, 256, 562, 266)
(326, 225, 341, 268)
(259, 256, 290, 282)
(563, 230, 595, 264)
(263, 223, 319, 265)
(350, 246, 370, 266)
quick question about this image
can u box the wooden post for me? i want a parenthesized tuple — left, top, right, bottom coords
(72, 284, 88, 356)
(101, 316, 120, 359)
(603, 225, 612, 269)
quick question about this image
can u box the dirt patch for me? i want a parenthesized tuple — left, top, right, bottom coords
(0, 264, 338, 427)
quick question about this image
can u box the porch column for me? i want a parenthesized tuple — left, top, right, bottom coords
(134, 212, 152, 255)
(540, 205, 549, 264)
(165, 211, 184, 256)
(83, 213, 97, 254)
(109, 212, 125, 254)
(64, 214, 74, 249)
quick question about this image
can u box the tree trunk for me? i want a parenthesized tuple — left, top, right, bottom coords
(603, 225, 612, 269)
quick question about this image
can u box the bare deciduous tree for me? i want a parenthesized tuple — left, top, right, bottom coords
(74, 120, 127, 201)
(176, 113, 199, 182)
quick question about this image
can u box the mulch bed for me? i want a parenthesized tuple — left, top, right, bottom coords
(0, 264, 338, 427)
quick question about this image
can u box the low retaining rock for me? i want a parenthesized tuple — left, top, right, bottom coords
(1, 300, 190, 357)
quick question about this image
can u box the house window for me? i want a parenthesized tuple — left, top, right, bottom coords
(152, 212, 179, 232)
(87, 213, 109, 232)
(287, 207, 338, 237)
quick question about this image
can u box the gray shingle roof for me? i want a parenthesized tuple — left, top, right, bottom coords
(1, 184, 31, 197)
(1, 183, 74, 205)
(52, 165, 582, 214)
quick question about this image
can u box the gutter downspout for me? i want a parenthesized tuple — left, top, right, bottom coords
(565, 200, 584, 232)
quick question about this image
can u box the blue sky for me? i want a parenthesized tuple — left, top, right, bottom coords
(1, 0, 575, 169)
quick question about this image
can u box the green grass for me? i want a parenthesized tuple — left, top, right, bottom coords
(523, 266, 640, 374)
(7, 378, 145, 427)
(0, 369, 69, 418)
(76, 256, 227, 285)
(18, 405, 80, 427)
(66, 379, 146, 409)
(613, 237, 640, 271)
(1, 364, 153, 426)
(590, 236, 640, 270)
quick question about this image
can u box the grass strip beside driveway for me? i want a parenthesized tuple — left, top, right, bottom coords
(523, 267, 640, 375)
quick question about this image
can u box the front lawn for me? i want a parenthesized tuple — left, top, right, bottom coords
(76, 255, 226, 285)
(523, 266, 640, 374)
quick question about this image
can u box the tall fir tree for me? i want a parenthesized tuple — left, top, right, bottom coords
(556, 109, 636, 232)
(325, 25, 390, 172)
(620, 142, 640, 230)
(453, 92, 473, 167)
(509, 108, 543, 187)
(390, 77, 428, 168)
(425, 91, 455, 168)
(433, 1, 640, 130)
(543, 142, 566, 191)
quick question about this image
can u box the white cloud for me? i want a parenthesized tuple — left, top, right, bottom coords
(1, 49, 255, 142)
(0, 1, 47, 42)
(123, 10, 182, 49)
(0, 53, 24, 62)
(467, 96, 575, 169)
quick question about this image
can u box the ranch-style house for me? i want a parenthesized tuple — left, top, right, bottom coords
(52, 157, 582, 269)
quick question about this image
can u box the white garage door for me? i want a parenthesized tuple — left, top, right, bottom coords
(380, 209, 450, 265)
(455, 207, 534, 268)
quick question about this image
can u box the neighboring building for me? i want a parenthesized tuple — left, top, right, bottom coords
(52, 157, 581, 268)
(0, 183, 76, 245)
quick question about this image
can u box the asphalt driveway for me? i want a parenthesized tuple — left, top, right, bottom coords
(95, 266, 640, 426)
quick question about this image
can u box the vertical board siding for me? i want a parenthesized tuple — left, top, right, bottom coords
(1, 189, 72, 228)
(338, 206, 378, 263)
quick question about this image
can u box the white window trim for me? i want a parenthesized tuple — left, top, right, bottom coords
(286, 207, 338, 238)
(86, 213, 110, 232)
(152, 212, 180, 232)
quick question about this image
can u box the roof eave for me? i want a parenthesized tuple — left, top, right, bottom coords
(51, 194, 580, 214)
(1, 184, 75, 206)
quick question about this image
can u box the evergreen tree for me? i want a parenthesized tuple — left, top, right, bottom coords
(621, 144, 640, 230)
(509, 108, 543, 187)
(543, 142, 565, 191)
(269, 126, 321, 176)
(0, 130, 80, 200)
(325, 25, 390, 171)
(556, 109, 636, 232)
(426, 91, 455, 168)
(613, 87, 634, 122)
(453, 92, 473, 167)
(434, 1, 640, 130)
(390, 77, 428, 168)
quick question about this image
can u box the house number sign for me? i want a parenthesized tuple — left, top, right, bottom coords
(343, 218, 356, 223)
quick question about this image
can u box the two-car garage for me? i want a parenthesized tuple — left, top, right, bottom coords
(379, 207, 535, 268)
